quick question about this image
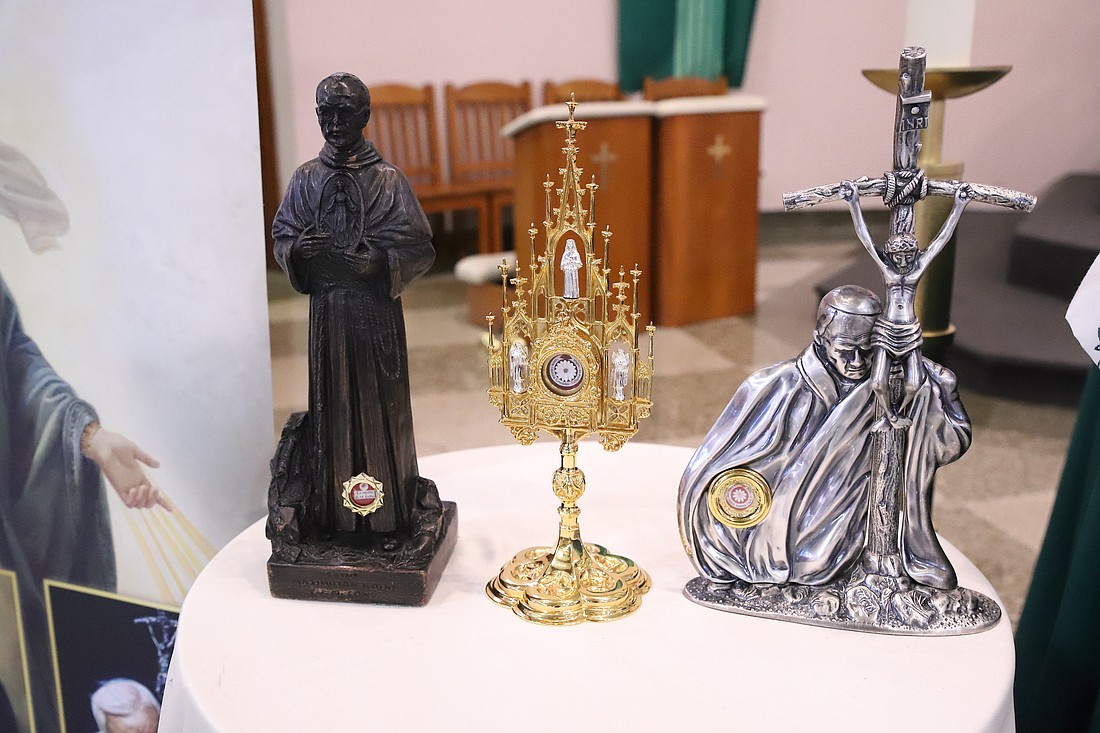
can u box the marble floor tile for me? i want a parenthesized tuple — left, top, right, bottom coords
(963, 389, 1079, 442)
(932, 499, 1040, 626)
(651, 328, 735, 376)
(271, 353, 307, 411)
(269, 319, 308, 359)
(962, 491, 1060, 556)
(685, 315, 803, 372)
(935, 426, 1070, 503)
(638, 368, 753, 442)
(401, 272, 468, 309)
(651, 433, 710, 450)
(267, 295, 308, 323)
(762, 239, 862, 261)
(409, 343, 492, 395)
(411, 390, 515, 456)
(405, 305, 484, 348)
(757, 257, 836, 298)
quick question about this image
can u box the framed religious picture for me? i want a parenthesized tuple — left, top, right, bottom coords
(0, 2, 270, 728)
(45, 581, 178, 733)
(0, 569, 33, 733)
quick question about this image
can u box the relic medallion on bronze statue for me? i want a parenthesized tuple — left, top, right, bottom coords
(707, 468, 771, 529)
(341, 473, 384, 516)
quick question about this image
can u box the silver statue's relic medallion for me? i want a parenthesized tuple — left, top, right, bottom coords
(707, 468, 771, 529)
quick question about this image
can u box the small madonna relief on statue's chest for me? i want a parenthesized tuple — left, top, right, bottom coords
(318, 171, 364, 249)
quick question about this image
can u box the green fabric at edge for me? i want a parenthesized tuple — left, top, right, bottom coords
(618, 0, 757, 92)
(1015, 366, 1100, 732)
(618, 0, 677, 93)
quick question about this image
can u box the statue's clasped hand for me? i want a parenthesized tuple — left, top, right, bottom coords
(297, 231, 333, 259)
(342, 247, 384, 276)
(927, 361, 959, 396)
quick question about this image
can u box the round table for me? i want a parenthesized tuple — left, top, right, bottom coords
(160, 443, 1015, 732)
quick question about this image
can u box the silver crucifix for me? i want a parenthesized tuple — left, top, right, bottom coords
(678, 46, 1034, 636)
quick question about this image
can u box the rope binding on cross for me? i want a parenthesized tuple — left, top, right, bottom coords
(882, 169, 928, 207)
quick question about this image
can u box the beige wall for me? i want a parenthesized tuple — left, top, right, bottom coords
(264, 0, 1100, 211)
(264, 0, 616, 185)
(742, 0, 1100, 209)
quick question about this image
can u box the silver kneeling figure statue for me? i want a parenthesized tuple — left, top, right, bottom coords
(677, 286, 1001, 635)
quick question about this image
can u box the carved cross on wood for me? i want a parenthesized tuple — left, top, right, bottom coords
(707, 134, 732, 166)
(591, 142, 618, 188)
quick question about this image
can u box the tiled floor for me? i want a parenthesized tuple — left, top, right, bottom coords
(268, 236, 1077, 625)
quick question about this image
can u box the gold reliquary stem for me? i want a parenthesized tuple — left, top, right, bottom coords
(485, 432, 651, 625)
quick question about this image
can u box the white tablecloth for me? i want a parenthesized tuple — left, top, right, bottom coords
(160, 443, 1015, 732)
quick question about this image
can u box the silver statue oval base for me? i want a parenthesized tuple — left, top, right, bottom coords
(684, 564, 1001, 637)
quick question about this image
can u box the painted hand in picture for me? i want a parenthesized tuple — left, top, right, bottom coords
(82, 425, 170, 510)
(2, 142, 172, 515)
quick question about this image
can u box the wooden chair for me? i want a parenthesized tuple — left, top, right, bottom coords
(365, 83, 492, 253)
(444, 81, 532, 252)
(542, 79, 623, 106)
(642, 75, 729, 101)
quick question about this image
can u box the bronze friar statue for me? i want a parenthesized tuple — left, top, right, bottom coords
(266, 72, 456, 605)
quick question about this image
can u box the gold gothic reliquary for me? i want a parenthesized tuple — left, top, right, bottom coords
(485, 97, 655, 625)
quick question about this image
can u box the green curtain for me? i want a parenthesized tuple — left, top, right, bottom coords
(1015, 367, 1100, 732)
(618, 0, 757, 92)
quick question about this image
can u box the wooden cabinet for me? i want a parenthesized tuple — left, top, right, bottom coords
(653, 96, 763, 325)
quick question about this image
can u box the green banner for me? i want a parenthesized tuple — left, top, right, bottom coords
(618, 0, 757, 92)
(1015, 368, 1100, 732)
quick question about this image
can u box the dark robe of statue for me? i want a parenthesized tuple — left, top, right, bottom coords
(270, 74, 434, 541)
(0, 272, 115, 733)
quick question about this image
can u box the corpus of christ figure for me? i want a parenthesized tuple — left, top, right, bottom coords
(840, 180, 972, 430)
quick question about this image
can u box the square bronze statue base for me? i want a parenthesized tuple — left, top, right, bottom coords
(267, 502, 457, 606)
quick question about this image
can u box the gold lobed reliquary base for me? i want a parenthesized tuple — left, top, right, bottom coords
(486, 538, 651, 626)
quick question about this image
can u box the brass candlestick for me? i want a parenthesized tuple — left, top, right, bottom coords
(485, 96, 655, 625)
(863, 66, 1010, 359)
